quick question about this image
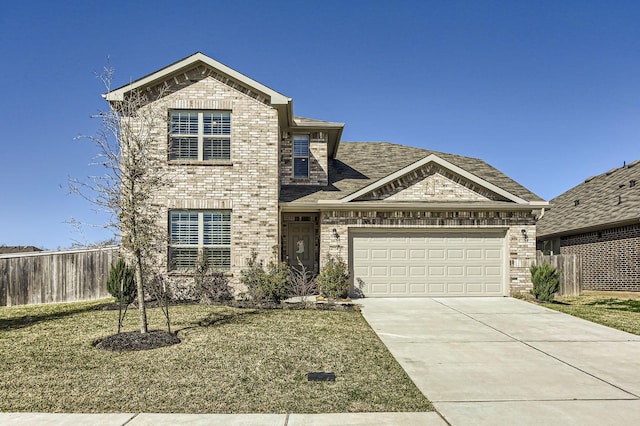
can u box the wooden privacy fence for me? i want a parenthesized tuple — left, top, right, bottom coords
(0, 247, 118, 307)
(536, 253, 583, 297)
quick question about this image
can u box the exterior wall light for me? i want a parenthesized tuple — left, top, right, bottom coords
(521, 229, 528, 241)
(332, 228, 340, 241)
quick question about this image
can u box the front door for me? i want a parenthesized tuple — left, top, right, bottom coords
(287, 223, 315, 272)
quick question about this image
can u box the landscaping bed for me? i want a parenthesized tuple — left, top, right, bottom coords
(544, 290, 640, 335)
(0, 299, 432, 413)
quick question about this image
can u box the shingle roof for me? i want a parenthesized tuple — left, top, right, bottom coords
(280, 142, 544, 203)
(537, 160, 640, 238)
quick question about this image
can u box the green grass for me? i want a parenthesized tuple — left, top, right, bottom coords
(0, 300, 432, 413)
(545, 291, 640, 335)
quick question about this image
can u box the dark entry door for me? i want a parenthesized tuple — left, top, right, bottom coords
(287, 223, 315, 272)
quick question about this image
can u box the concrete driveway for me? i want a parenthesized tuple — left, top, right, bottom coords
(360, 297, 640, 426)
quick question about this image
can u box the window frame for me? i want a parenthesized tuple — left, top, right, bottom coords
(292, 134, 310, 179)
(168, 110, 231, 162)
(168, 210, 232, 271)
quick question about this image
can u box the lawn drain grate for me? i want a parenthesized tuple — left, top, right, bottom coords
(307, 372, 336, 381)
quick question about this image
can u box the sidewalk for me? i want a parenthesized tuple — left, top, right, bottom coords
(0, 412, 447, 425)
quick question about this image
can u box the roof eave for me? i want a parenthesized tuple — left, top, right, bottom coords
(281, 200, 547, 212)
(537, 217, 640, 240)
(103, 52, 290, 105)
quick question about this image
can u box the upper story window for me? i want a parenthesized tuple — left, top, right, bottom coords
(293, 135, 310, 179)
(169, 110, 231, 161)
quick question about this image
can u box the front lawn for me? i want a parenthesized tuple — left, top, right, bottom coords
(0, 300, 432, 413)
(545, 291, 640, 335)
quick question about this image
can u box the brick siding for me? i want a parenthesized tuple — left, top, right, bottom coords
(280, 132, 328, 185)
(560, 224, 640, 291)
(140, 74, 280, 297)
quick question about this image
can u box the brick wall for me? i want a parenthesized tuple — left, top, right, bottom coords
(140, 74, 280, 297)
(560, 224, 640, 291)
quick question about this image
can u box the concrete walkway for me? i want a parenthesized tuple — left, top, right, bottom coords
(0, 412, 445, 425)
(360, 297, 640, 426)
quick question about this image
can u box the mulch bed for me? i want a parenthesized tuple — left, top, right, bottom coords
(93, 330, 180, 352)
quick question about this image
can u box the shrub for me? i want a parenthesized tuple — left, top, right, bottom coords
(317, 254, 350, 300)
(106, 259, 136, 304)
(530, 263, 560, 302)
(288, 260, 318, 301)
(240, 250, 290, 303)
(194, 251, 233, 303)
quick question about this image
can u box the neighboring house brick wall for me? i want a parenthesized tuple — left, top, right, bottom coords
(280, 131, 328, 185)
(319, 210, 537, 296)
(559, 224, 640, 291)
(144, 76, 280, 297)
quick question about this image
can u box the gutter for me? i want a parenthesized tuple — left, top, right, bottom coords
(280, 201, 548, 212)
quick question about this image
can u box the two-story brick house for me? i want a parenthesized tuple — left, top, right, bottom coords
(106, 52, 547, 298)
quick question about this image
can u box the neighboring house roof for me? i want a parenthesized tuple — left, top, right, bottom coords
(0, 246, 42, 254)
(280, 142, 545, 207)
(537, 160, 640, 238)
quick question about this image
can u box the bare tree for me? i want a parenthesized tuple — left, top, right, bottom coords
(70, 65, 168, 334)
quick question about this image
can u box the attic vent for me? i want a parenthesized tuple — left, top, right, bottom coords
(630, 180, 637, 188)
(574, 200, 580, 206)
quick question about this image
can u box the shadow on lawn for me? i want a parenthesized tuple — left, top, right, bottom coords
(587, 298, 640, 313)
(0, 303, 110, 332)
(176, 307, 263, 335)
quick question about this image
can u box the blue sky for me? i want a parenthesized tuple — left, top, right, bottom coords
(1, 0, 639, 250)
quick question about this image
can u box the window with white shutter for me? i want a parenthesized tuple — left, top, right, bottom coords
(169, 111, 231, 161)
(169, 210, 231, 270)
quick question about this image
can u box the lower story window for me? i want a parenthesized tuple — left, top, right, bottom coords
(169, 210, 231, 270)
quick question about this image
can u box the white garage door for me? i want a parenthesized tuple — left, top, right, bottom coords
(351, 231, 505, 297)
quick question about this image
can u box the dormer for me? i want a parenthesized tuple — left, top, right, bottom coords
(279, 117, 343, 186)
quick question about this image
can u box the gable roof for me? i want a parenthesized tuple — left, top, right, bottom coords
(340, 153, 529, 204)
(104, 52, 290, 105)
(537, 160, 640, 238)
(280, 142, 545, 206)
(103, 53, 345, 156)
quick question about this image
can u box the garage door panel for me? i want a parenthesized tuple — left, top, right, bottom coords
(485, 266, 502, 276)
(409, 266, 426, 276)
(447, 249, 464, 259)
(428, 283, 445, 293)
(446, 283, 465, 293)
(466, 266, 483, 277)
(409, 249, 426, 260)
(428, 249, 445, 259)
(371, 266, 389, 277)
(485, 249, 502, 259)
(371, 249, 389, 260)
(486, 283, 502, 293)
(353, 249, 370, 260)
(352, 231, 505, 297)
(429, 266, 446, 276)
(466, 283, 485, 294)
(390, 249, 407, 259)
(390, 283, 409, 293)
(390, 266, 408, 277)
(466, 249, 483, 259)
